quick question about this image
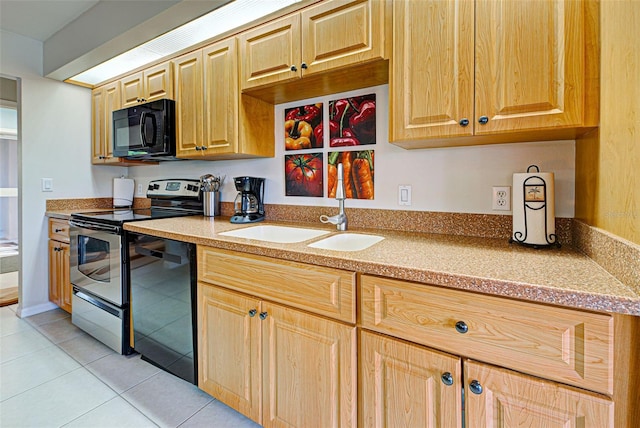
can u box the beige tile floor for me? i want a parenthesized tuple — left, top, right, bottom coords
(0, 305, 260, 428)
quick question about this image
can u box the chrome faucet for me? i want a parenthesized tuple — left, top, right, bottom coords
(320, 163, 348, 231)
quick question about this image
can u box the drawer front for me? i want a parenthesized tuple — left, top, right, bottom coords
(360, 275, 614, 395)
(48, 218, 70, 242)
(198, 247, 355, 323)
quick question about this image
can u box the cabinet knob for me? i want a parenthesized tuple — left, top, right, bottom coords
(195, 146, 202, 151)
(248, 309, 257, 317)
(469, 380, 483, 395)
(478, 116, 489, 125)
(54, 228, 63, 232)
(459, 118, 469, 127)
(201, 146, 207, 151)
(455, 321, 468, 334)
(290, 65, 297, 72)
(301, 62, 308, 70)
(441, 372, 454, 386)
(259, 311, 268, 320)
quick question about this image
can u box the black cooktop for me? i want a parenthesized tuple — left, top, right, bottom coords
(72, 207, 198, 224)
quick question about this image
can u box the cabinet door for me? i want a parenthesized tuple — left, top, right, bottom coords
(102, 82, 122, 164)
(301, 0, 388, 76)
(203, 38, 238, 155)
(174, 51, 204, 156)
(262, 302, 356, 428)
(465, 361, 613, 427)
(91, 87, 106, 164)
(48, 240, 61, 305)
(239, 14, 301, 90)
(390, 0, 474, 142)
(198, 284, 262, 424)
(474, 0, 586, 134)
(121, 72, 144, 108)
(144, 62, 173, 102)
(59, 243, 72, 313)
(360, 331, 462, 428)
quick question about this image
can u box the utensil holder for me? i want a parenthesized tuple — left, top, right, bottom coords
(203, 191, 221, 217)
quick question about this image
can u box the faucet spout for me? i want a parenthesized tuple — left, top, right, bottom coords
(320, 163, 348, 231)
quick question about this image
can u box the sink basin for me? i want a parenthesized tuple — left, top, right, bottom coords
(308, 233, 384, 251)
(219, 225, 331, 244)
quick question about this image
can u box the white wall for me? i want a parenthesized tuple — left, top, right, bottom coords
(0, 30, 127, 316)
(128, 85, 575, 217)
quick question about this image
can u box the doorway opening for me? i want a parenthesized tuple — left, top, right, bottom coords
(0, 76, 19, 306)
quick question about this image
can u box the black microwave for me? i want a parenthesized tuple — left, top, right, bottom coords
(112, 99, 178, 160)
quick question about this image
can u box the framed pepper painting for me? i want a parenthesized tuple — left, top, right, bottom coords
(285, 153, 324, 197)
(327, 150, 374, 199)
(284, 103, 324, 150)
(328, 94, 376, 147)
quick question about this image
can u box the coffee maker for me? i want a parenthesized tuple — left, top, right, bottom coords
(230, 177, 265, 224)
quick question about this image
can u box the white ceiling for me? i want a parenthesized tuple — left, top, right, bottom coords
(0, 0, 230, 81)
(0, 0, 100, 42)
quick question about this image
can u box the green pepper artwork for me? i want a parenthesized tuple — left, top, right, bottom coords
(328, 94, 376, 147)
(284, 103, 324, 150)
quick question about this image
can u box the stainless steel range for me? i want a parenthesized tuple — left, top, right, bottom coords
(69, 179, 202, 355)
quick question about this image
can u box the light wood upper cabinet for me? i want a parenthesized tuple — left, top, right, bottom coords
(202, 38, 239, 156)
(121, 61, 173, 107)
(173, 50, 204, 157)
(174, 38, 273, 159)
(390, 0, 599, 148)
(465, 361, 613, 427)
(360, 330, 462, 428)
(389, 0, 474, 141)
(239, 0, 389, 93)
(91, 82, 151, 166)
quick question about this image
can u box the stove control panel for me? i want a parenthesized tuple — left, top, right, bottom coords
(146, 179, 201, 199)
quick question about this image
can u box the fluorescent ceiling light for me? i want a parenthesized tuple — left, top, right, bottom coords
(71, 0, 301, 86)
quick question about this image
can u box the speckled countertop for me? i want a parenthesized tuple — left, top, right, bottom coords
(117, 216, 640, 316)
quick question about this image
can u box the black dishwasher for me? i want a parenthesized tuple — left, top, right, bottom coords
(127, 232, 197, 384)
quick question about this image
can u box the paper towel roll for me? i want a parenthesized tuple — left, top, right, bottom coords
(113, 178, 134, 208)
(512, 166, 557, 247)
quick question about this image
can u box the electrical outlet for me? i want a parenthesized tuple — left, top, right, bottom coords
(137, 184, 143, 195)
(398, 185, 412, 206)
(492, 186, 511, 211)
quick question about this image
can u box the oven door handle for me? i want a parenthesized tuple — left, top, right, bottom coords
(70, 219, 121, 234)
(134, 246, 182, 264)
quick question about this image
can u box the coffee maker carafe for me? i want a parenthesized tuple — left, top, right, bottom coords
(230, 177, 265, 224)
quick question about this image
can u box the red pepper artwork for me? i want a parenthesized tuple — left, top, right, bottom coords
(328, 94, 376, 147)
(284, 103, 324, 150)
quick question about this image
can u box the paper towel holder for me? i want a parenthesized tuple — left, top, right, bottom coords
(509, 165, 561, 249)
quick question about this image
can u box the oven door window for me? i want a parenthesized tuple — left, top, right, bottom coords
(77, 235, 111, 282)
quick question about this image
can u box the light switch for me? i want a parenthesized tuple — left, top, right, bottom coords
(41, 178, 53, 192)
(398, 185, 412, 206)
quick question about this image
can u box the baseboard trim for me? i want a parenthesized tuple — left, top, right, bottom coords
(17, 301, 58, 318)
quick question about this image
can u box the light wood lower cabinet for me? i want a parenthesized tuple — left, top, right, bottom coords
(48, 219, 71, 313)
(360, 330, 462, 427)
(197, 247, 357, 427)
(198, 284, 356, 427)
(464, 360, 613, 427)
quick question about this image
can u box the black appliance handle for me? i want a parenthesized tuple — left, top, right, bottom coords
(134, 246, 182, 264)
(70, 219, 121, 234)
(140, 111, 157, 148)
(74, 289, 122, 318)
